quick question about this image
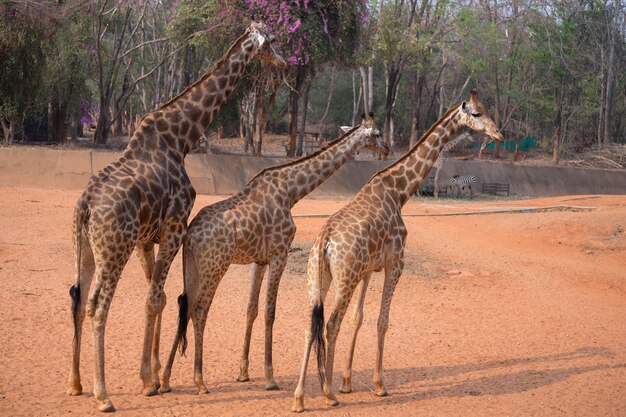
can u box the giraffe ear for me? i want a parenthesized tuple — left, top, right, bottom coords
(340, 126, 352, 133)
(462, 101, 474, 114)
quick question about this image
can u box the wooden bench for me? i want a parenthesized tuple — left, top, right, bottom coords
(482, 182, 510, 196)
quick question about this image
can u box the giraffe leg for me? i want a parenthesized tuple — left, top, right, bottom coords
(237, 262, 267, 383)
(89, 265, 126, 413)
(262, 253, 289, 390)
(191, 302, 210, 394)
(291, 313, 314, 413)
(159, 318, 181, 394)
(190, 258, 228, 394)
(323, 270, 361, 406)
(293, 240, 333, 413)
(151, 293, 166, 388)
(373, 260, 403, 397)
(135, 243, 163, 389)
(67, 238, 95, 396)
(160, 244, 201, 393)
(339, 273, 371, 394)
(139, 236, 182, 396)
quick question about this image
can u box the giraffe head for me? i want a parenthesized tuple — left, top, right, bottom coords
(341, 113, 389, 157)
(249, 21, 286, 68)
(459, 91, 503, 142)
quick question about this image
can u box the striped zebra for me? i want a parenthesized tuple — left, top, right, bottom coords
(447, 174, 477, 197)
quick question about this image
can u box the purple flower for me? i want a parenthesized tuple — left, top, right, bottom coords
(289, 18, 301, 33)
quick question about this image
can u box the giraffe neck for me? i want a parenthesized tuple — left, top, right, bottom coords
(371, 106, 462, 207)
(249, 126, 369, 206)
(129, 32, 258, 158)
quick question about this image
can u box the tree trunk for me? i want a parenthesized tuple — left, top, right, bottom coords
(253, 91, 264, 156)
(296, 81, 311, 157)
(77, 116, 84, 138)
(410, 69, 426, 147)
(287, 69, 305, 157)
(602, 17, 617, 145)
(553, 83, 563, 165)
(287, 89, 299, 157)
(69, 119, 78, 142)
(492, 66, 502, 159)
(351, 69, 362, 127)
(318, 68, 335, 134)
(113, 102, 124, 137)
(383, 64, 402, 152)
(48, 101, 67, 144)
(358, 66, 372, 116)
(1, 118, 15, 145)
(94, 100, 110, 145)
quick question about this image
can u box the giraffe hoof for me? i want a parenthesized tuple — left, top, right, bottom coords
(142, 385, 159, 396)
(158, 385, 171, 394)
(338, 384, 352, 394)
(97, 399, 116, 413)
(66, 386, 83, 396)
(291, 398, 305, 413)
(198, 388, 209, 395)
(375, 388, 388, 397)
(264, 382, 280, 391)
(325, 395, 339, 407)
(236, 375, 250, 382)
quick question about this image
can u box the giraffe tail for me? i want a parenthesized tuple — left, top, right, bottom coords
(312, 230, 329, 390)
(312, 303, 326, 390)
(176, 292, 189, 356)
(69, 198, 88, 342)
(175, 244, 192, 356)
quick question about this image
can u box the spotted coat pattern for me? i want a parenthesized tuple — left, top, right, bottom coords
(158, 116, 389, 394)
(66, 22, 285, 413)
(292, 91, 504, 412)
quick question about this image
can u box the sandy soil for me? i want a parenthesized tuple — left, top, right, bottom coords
(0, 187, 624, 416)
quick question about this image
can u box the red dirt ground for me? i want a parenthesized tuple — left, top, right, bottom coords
(0, 187, 624, 416)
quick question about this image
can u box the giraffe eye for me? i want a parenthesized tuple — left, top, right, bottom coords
(471, 113, 481, 118)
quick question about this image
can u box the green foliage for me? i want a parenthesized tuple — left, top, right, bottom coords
(0, 3, 48, 123)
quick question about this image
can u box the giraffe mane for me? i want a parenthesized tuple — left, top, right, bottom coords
(244, 125, 361, 186)
(152, 30, 252, 114)
(363, 104, 462, 186)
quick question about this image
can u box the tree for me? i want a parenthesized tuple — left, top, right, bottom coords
(0, 2, 47, 144)
(245, 0, 366, 156)
(91, 0, 187, 144)
(373, 0, 419, 151)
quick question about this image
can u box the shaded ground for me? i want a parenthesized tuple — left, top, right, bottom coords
(0, 187, 624, 416)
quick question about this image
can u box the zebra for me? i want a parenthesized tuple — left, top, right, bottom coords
(447, 174, 477, 197)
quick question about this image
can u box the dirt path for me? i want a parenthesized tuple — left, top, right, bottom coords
(0, 187, 624, 416)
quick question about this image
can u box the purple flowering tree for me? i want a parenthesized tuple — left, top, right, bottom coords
(239, 0, 366, 156)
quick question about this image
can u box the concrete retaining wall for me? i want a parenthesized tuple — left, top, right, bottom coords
(0, 147, 625, 197)
(438, 160, 626, 197)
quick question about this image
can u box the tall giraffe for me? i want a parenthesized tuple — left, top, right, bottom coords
(66, 22, 285, 413)
(159, 115, 389, 394)
(292, 91, 503, 412)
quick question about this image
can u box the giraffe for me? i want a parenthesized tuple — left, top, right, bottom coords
(66, 22, 285, 413)
(158, 115, 389, 395)
(292, 91, 503, 412)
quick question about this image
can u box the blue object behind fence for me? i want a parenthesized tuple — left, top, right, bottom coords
(471, 136, 537, 152)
